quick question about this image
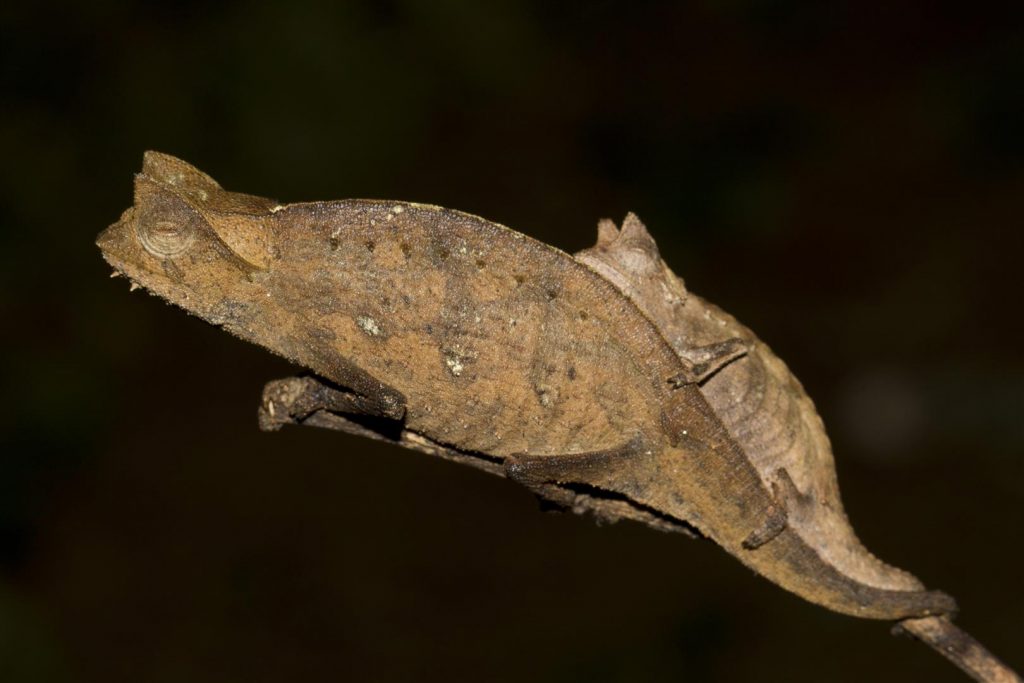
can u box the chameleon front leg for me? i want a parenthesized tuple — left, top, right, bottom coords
(669, 338, 750, 385)
(259, 375, 405, 432)
(258, 377, 695, 535)
(258, 373, 525, 488)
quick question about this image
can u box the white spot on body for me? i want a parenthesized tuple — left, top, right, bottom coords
(535, 384, 558, 408)
(357, 316, 382, 336)
(392, 205, 405, 214)
(443, 347, 476, 377)
(445, 355, 464, 376)
(661, 281, 682, 305)
(270, 205, 285, 213)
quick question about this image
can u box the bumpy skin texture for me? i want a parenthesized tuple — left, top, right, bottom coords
(576, 215, 926, 595)
(97, 152, 955, 622)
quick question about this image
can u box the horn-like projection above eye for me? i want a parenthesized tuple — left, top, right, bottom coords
(142, 150, 222, 201)
(205, 213, 275, 270)
(137, 153, 276, 269)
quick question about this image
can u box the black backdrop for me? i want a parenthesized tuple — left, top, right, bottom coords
(2, 2, 1022, 681)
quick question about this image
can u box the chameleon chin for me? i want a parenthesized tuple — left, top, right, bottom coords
(98, 151, 1019, 683)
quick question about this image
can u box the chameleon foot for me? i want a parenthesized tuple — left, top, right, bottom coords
(259, 375, 405, 432)
(669, 338, 750, 385)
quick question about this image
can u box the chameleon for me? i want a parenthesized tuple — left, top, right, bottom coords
(97, 152, 1018, 682)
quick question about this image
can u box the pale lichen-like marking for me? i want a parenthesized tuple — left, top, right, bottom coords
(357, 316, 382, 337)
(443, 346, 476, 377)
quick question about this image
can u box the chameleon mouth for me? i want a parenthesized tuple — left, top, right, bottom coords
(95, 222, 123, 260)
(99, 256, 148, 296)
(96, 218, 144, 279)
(96, 227, 138, 285)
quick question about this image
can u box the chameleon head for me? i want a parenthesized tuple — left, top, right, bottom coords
(96, 151, 281, 328)
(576, 212, 689, 315)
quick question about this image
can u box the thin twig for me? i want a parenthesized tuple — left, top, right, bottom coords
(896, 616, 1021, 683)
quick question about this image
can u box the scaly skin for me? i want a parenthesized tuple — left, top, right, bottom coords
(97, 153, 954, 625)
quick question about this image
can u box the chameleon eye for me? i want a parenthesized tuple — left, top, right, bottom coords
(135, 213, 197, 258)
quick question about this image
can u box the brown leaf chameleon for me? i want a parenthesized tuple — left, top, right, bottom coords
(97, 152, 1019, 682)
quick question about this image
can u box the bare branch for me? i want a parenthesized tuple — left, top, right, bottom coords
(897, 616, 1021, 683)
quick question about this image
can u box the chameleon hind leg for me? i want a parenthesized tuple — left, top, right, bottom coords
(504, 436, 715, 533)
(505, 432, 787, 547)
(504, 436, 647, 488)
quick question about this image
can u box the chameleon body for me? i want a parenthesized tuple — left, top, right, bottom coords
(97, 152, 954, 623)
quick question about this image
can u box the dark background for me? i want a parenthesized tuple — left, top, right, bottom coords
(2, 2, 1022, 681)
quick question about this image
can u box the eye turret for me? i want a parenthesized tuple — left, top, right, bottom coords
(136, 211, 200, 258)
(132, 174, 209, 259)
(133, 152, 277, 269)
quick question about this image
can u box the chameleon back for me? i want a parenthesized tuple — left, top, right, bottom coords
(263, 200, 685, 458)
